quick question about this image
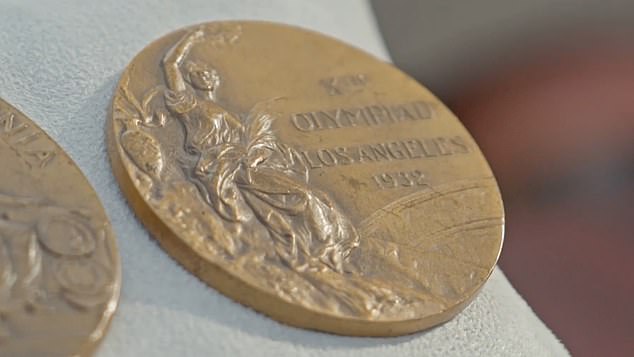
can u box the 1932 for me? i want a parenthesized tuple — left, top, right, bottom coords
(372, 170, 429, 189)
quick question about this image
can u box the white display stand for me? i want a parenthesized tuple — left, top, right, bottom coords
(0, 0, 568, 355)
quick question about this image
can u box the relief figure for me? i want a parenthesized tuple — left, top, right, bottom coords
(160, 28, 360, 273)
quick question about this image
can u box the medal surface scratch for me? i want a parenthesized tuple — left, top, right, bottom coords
(108, 21, 503, 336)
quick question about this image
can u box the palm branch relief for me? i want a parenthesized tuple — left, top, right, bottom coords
(114, 75, 166, 185)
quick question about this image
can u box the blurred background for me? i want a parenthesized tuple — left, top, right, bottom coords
(372, 1, 634, 356)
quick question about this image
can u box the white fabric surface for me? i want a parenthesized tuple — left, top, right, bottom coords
(0, 0, 568, 356)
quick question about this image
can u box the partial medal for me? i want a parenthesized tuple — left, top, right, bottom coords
(108, 21, 504, 336)
(0, 99, 120, 356)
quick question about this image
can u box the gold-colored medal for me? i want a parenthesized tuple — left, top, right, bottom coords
(108, 21, 503, 336)
(0, 98, 120, 356)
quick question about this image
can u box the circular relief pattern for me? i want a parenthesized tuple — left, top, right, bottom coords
(0, 97, 120, 356)
(55, 259, 109, 297)
(37, 214, 96, 256)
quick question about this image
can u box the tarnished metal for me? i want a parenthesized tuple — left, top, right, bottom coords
(0, 98, 120, 356)
(108, 21, 504, 336)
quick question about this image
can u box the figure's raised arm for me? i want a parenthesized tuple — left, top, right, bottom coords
(162, 28, 205, 92)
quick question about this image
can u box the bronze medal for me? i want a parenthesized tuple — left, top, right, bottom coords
(108, 21, 503, 336)
(0, 99, 120, 356)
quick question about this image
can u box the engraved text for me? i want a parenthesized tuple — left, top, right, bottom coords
(300, 136, 470, 169)
(291, 101, 433, 132)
